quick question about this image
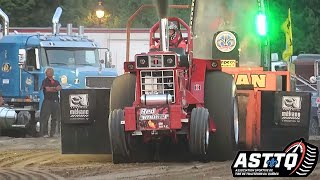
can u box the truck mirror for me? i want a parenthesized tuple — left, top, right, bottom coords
(35, 48, 40, 70)
(18, 49, 26, 69)
(105, 49, 112, 68)
(314, 60, 320, 77)
(318, 61, 320, 76)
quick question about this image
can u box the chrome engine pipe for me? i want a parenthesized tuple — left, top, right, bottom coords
(0, 107, 17, 129)
(141, 94, 172, 106)
(0, 8, 9, 37)
(52, 7, 62, 35)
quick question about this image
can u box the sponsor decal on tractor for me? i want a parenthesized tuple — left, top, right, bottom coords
(137, 106, 170, 130)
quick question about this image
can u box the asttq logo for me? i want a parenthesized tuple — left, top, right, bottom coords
(231, 138, 319, 177)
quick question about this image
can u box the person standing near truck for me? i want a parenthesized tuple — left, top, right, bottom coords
(0, 91, 4, 106)
(40, 67, 62, 138)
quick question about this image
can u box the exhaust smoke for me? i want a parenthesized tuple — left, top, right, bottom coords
(154, 0, 169, 19)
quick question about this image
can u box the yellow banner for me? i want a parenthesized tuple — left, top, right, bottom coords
(282, 8, 293, 61)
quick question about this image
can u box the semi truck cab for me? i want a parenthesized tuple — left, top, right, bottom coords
(0, 7, 117, 136)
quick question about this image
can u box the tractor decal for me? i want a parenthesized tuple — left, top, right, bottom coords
(137, 106, 170, 130)
(215, 31, 237, 53)
(221, 60, 237, 67)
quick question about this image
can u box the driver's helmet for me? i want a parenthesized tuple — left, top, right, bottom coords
(168, 22, 178, 41)
(169, 22, 181, 46)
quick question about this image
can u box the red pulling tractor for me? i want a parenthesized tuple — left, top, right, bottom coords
(108, 0, 311, 163)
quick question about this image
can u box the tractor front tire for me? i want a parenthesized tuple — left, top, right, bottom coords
(109, 74, 154, 163)
(204, 71, 238, 161)
(109, 109, 130, 164)
(189, 107, 210, 159)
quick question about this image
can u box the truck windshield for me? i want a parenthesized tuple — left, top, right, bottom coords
(192, 0, 261, 66)
(45, 48, 99, 67)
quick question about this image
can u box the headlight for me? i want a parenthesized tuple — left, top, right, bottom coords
(136, 56, 149, 68)
(60, 75, 68, 84)
(164, 55, 176, 67)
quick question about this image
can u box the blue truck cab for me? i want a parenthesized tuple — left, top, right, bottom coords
(0, 7, 117, 136)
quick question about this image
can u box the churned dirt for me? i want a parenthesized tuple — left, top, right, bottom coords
(0, 136, 319, 180)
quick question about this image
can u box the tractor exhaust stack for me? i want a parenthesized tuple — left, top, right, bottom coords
(155, 0, 169, 52)
(52, 7, 62, 35)
(160, 19, 169, 52)
(0, 8, 9, 37)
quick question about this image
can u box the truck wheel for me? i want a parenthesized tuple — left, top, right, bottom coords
(204, 71, 238, 161)
(189, 107, 210, 158)
(110, 73, 136, 111)
(309, 117, 319, 136)
(109, 109, 130, 163)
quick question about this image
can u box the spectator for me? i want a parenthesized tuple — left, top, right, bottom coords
(0, 91, 4, 106)
(40, 67, 62, 138)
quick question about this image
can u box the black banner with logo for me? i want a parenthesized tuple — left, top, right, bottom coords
(60, 89, 111, 154)
(274, 92, 311, 127)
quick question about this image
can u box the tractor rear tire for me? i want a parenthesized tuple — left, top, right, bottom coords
(109, 109, 130, 164)
(110, 73, 136, 111)
(204, 71, 238, 161)
(189, 107, 210, 158)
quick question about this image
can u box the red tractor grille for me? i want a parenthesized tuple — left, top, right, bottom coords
(140, 70, 175, 103)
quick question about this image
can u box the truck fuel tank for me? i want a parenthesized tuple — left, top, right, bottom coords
(0, 107, 17, 129)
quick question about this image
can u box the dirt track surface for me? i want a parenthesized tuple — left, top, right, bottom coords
(0, 137, 319, 180)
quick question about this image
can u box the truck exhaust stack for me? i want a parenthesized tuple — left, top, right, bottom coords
(52, 7, 62, 35)
(155, 0, 169, 52)
(67, 23, 72, 35)
(0, 8, 9, 37)
(78, 26, 84, 36)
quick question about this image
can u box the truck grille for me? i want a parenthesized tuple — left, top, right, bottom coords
(140, 70, 175, 103)
(85, 77, 115, 89)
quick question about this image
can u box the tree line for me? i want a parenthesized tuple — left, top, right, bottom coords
(0, 0, 319, 55)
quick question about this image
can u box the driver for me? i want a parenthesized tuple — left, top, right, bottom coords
(150, 22, 187, 51)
